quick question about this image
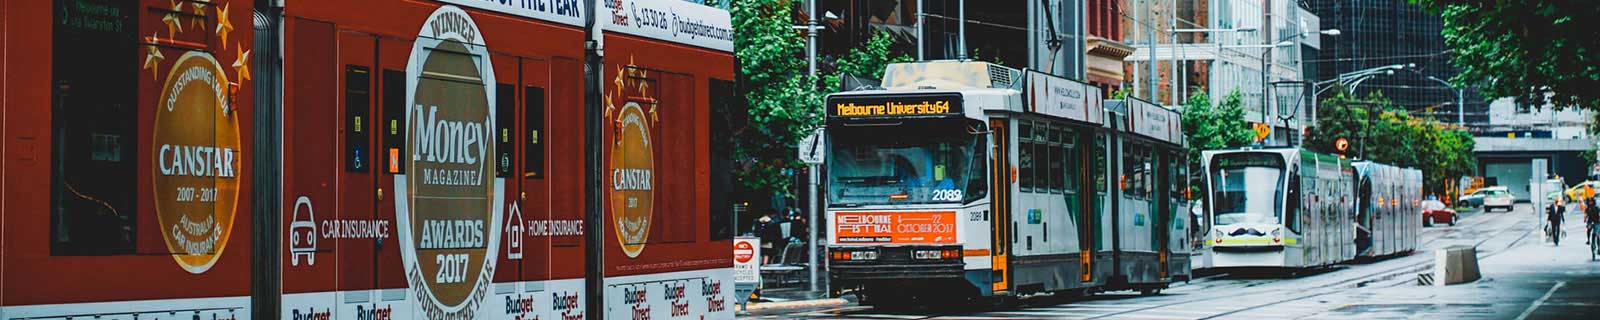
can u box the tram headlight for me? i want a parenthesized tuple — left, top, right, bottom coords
(832, 250, 878, 261)
(914, 249, 961, 260)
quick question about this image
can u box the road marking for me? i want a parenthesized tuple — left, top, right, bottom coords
(1514, 280, 1566, 320)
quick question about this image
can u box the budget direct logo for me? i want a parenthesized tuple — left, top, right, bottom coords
(607, 60, 657, 258)
(152, 51, 243, 274)
(396, 5, 502, 319)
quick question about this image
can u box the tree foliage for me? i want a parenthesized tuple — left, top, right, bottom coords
(1305, 89, 1477, 197)
(730, 0, 913, 202)
(730, 0, 822, 200)
(1180, 90, 1255, 171)
(1411, 0, 1600, 110)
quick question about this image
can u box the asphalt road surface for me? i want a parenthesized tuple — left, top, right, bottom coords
(746, 203, 1600, 319)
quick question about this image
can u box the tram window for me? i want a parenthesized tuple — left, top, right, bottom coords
(493, 83, 515, 178)
(1048, 125, 1064, 193)
(1095, 134, 1108, 194)
(524, 86, 545, 179)
(964, 120, 989, 202)
(345, 66, 372, 173)
(1060, 127, 1078, 194)
(1018, 121, 1036, 192)
(382, 69, 407, 174)
(708, 79, 735, 241)
(51, 0, 139, 256)
(1286, 172, 1302, 233)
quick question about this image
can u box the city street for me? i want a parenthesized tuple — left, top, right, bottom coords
(747, 203, 1600, 319)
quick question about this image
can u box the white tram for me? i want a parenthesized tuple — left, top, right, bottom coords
(1353, 161, 1423, 257)
(823, 61, 1190, 306)
(1201, 148, 1421, 269)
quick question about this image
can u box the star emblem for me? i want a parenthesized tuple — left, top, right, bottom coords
(144, 34, 165, 82)
(162, 0, 186, 39)
(233, 46, 252, 81)
(191, 2, 208, 30)
(215, 4, 234, 50)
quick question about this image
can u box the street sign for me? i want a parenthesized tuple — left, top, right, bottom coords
(798, 128, 826, 164)
(1335, 137, 1350, 152)
(733, 237, 761, 306)
(1253, 123, 1271, 142)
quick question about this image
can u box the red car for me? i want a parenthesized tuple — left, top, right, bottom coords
(1423, 200, 1459, 226)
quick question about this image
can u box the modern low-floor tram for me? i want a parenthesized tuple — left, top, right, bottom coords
(1201, 148, 1420, 270)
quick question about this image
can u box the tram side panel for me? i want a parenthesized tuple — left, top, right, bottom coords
(3, 0, 257, 317)
(1008, 118, 1090, 294)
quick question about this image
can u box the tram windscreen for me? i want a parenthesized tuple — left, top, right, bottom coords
(1209, 153, 1285, 226)
(827, 119, 986, 206)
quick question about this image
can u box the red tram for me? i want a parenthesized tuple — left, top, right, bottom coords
(1, 1, 735, 319)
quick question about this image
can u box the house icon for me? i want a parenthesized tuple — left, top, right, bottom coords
(505, 202, 526, 260)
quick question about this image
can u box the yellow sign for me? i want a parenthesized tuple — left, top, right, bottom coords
(827, 94, 963, 118)
(1253, 123, 1271, 142)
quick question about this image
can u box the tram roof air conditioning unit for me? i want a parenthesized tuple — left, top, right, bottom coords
(881, 60, 1022, 91)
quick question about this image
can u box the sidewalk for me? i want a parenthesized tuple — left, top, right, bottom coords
(739, 287, 854, 313)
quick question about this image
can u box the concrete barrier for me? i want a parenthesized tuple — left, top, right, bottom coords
(1432, 245, 1481, 286)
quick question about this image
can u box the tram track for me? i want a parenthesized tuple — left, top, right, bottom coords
(1193, 206, 1538, 319)
(798, 207, 1539, 319)
(1079, 205, 1534, 319)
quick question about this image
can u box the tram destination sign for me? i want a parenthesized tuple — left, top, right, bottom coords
(827, 93, 964, 118)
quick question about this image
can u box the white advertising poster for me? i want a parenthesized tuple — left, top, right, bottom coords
(1026, 70, 1093, 124)
(733, 237, 761, 284)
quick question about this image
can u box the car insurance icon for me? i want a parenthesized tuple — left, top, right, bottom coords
(289, 196, 317, 266)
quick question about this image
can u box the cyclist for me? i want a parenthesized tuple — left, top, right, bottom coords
(1548, 198, 1566, 246)
(1586, 198, 1600, 244)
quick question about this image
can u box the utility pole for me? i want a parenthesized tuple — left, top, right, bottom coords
(583, 0, 605, 318)
(916, 0, 924, 60)
(957, 0, 967, 59)
(1261, 0, 1272, 145)
(1147, 0, 1156, 101)
(806, 0, 818, 78)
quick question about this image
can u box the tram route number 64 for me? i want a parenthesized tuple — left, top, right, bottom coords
(435, 253, 469, 283)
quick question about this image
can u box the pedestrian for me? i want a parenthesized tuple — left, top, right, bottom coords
(1547, 198, 1566, 246)
(760, 212, 785, 263)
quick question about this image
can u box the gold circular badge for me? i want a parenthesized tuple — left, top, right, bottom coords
(611, 101, 655, 258)
(397, 5, 501, 318)
(152, 51, 242, 274)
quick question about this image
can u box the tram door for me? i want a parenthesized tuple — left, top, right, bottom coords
(1154, 149, 1170, 279)
(990, 119, 1011, 294)
(337, 31, 380, 295)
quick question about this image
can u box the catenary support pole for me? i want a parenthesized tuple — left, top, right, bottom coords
(916, 0, 924, 60)
(808, 165, 820, 294)
(584, 0, 606, 318)
(957, 0, 966, 59)
(807, 0, 817, 78)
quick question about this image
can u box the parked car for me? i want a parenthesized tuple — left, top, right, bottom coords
(1458, 189, 1486, 208)
(1564, 181, 1600, 203)
(1422, 200, 1458, 226)
(1479, 186, 1515, 212)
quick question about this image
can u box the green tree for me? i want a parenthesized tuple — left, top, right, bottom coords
(1180, 90, 1255, 171)
(1411, 1, 1600, 110)
(730, 0, 822, 202)
(821, 31, 912, 91)
(1306, 89, 1476, 196)
(729, 0, 916, 208)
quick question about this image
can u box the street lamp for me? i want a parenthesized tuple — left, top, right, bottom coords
(1423, 75, 1466, 125)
